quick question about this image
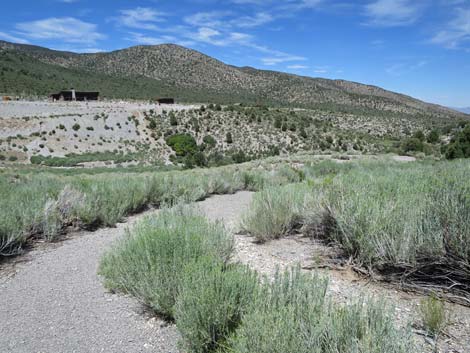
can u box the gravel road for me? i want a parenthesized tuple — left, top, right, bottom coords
(0, 191, 254, 353)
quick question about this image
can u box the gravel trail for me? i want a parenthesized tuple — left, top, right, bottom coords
(0, 191, 254, 353)
(3, 189, 467, 353)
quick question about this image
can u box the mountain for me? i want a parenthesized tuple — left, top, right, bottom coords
(453, 107, 470, 114)
(0, 40, 467, 120)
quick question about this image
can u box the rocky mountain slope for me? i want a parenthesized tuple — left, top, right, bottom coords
(0, 40, 466, 120)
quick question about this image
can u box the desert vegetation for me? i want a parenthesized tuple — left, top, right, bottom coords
(100, 206, 414, 353)
(242, 159, 470, 301)
(0, 161, 304, 257)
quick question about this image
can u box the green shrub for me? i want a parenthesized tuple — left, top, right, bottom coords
(175, 261, 259, 353)
(170, 113, 178, 126)
(427, 129, 440, 144)
(166, 134, 198, 157)
(419, 294, 448, 338)
(99, 206, 234, 319)
(444, 124, 470, 159)
(226, 132, 233, 144)
(203, 135, 217, 149)
(241, 184, 309, 242)
(327, 162, 470, 266)
(413, 130, 425, 141)
(72, 123, 81, 131)
(402, 137, 424, 153)
(228, 267, 412, 353)
(8, 156, 17, 162)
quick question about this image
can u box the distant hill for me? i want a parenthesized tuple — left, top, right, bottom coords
(0, 40, 467, 121)
(453, 107, 470, 114)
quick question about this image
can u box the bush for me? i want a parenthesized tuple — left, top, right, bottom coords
(99, 207, 234, 319)
(175, 261, 259, 353)
(420, 295, 448, 338)
(241, 184, 309, 242)
(226, 132, 233, 144)
(72, 123, 81, 131)
(166, 134, 198, 157)
(170, 113, 178, 126)
(203, 135, 217, 149)
(401, 137, 424, 153)
(444, 124, 470, 159)
(325, 162, 470, 267)
(8, 156, 18, 162)
(427, 129, 440, 144)
(228, 267, 412, 353)
(413, 130, 425, 141)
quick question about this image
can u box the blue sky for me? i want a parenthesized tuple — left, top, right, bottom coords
(0, 0, 469, 107)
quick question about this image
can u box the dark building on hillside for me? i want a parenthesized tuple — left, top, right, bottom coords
(157, 98, 175, 104)
(50, 89, 99, 102)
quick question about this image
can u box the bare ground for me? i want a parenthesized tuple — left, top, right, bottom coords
(1, 191, 469, 353)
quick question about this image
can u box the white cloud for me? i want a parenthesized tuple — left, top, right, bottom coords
(236, 13, 274, 28)
(185, 11, 273, 29)
(126, 32, 195, 47)
(365, 0, 424, 27)
(262, 54, 306, 66)
(184, 11, 231, 28)
(0, 31, 29, 44)
(51, 46, 103, 53)
(187, 27, 255, 47)
(280, 0, 323, 11)
(232, 0, 322, 9)
(115, 5, 307, 69)
(287, 64, 309, 69)
(385, 60, 427, 76)
(432, 8, 470, 49)
(116, 7, 166, 30)
(16, 17, 105, 44)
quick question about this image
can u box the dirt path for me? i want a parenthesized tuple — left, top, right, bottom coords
(0, 192, 253, 353)
(1, 190, 468, 353)
(0, 210, 179, 353)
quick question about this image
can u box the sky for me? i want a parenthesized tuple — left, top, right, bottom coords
(0, 0, 469, 107)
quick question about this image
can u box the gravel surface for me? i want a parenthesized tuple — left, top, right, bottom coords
(1, 190, 469, 353)
(0, 209, 179, 353)
(0, 192, 253, 353)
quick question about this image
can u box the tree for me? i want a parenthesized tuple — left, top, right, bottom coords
(427, 129, 440, 144)
(170, 113, 178, 126)
(203, 135, 217, 149)
(226, 132, 233, 144)
(402, 137, 424, 153)
(166, 134, 198, 156)
(413, 130, 425, 141)
(444, 125, 470, 159)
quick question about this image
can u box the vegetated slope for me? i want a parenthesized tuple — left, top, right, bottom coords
(1, 101, 459, 166)
(0, 40, 466, 120)
(0, 50, 228, 101)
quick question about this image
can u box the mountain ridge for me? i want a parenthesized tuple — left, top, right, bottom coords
(0, 40, 467, 119)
